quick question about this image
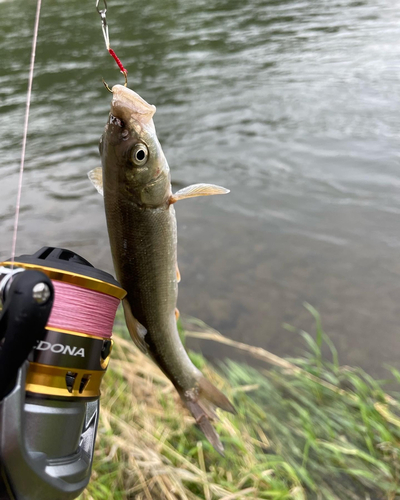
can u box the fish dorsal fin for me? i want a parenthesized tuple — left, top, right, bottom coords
(170, 184, 230, 204)
(88, 167, 103, 196)
(122, 300, 148, 353)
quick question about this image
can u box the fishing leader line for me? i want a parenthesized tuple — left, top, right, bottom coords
(10, 0, 42, 268)
(96, 0, 129, 89)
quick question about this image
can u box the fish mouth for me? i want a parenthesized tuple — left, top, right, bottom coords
(111, 85, 156, 129)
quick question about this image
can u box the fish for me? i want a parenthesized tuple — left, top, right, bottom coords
(89, 84, 235, 454)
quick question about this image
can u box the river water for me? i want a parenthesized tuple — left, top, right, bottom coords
(1, 0, 400, 375)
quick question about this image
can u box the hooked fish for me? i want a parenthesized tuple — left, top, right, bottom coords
(89, 84, 234, 453)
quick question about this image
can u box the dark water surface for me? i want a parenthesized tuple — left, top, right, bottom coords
(1, 0, 400, 375)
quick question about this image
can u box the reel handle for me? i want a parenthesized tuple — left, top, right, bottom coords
(0, 270, 54, 400)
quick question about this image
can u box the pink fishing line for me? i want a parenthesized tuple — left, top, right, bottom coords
(47, 280, 119, 338)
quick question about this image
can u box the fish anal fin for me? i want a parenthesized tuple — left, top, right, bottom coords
(88, 167, 103, 196)
(122, 299, 148, 353)
(170, 184, 230, 204)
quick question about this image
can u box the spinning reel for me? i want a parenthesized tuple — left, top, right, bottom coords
(0, 247, 125, 500)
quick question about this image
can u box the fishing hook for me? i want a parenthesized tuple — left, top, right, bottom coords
(102, 69, 127, 93)
(102, 78, 113, 93)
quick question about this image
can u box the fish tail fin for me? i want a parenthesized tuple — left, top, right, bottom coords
(183, 376, 235, 455)
(198, 376, 236, 414)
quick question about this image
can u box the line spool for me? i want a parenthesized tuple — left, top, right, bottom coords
(0, 247, 126, 400)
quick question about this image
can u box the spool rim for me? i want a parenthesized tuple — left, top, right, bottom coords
(0, 261, 126, 300)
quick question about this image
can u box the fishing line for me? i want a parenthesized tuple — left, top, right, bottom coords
(8, 0, 122, 337)
(10, 0, 42, 268)
(48, 280, 119, 338)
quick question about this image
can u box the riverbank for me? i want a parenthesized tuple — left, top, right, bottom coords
(80, 308, 400, 499)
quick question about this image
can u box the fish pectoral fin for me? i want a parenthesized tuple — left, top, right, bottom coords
(169, 184, 230, 204)
(182, 376, 236, 456)
(175, 307, 180, 321)
(122, 300, 148, 353)
(176, 263, 181, 283)
(88, 167, 104, 196)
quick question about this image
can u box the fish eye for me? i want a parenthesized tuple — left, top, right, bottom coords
(131, 143, 149, 166)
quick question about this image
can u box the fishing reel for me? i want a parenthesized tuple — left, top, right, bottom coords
(0, 247, 125, 500)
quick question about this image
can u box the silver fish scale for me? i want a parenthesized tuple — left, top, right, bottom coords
(105, 192, 200, 389)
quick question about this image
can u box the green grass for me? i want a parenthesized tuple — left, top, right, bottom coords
(80, 306, 400, 500)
